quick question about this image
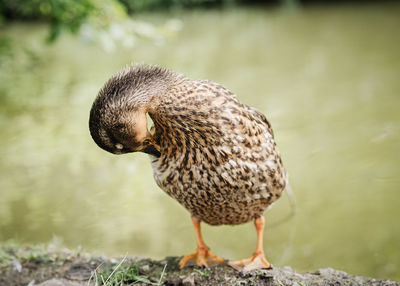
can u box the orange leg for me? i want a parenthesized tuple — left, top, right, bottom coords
(228, 216, 272, 272)
(179, 216, 226, 269)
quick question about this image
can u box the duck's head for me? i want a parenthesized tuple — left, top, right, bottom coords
(89, 106, 160, 156)
(89, 65, 167, 157)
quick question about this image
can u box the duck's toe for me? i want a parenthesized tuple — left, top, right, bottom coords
(228, 252, 272, 272)
(179, 247, 226, 268)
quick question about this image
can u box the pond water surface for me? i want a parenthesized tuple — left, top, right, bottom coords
(0, 3, 399, 281)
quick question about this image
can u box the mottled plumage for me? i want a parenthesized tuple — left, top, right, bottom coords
(89, 64, 287, 271)
(150, 79, 286, 225)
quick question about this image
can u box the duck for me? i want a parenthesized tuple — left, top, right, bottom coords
(89, 64, 287, 272)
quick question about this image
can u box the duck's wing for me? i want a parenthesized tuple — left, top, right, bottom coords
(242, 104, 274, 138)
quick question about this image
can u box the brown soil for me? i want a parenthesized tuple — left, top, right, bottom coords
(0, 246, 398, 286)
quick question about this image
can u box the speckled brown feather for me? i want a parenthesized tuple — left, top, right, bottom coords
(90, 65, 287, 226)
(149, 78, 286, 225)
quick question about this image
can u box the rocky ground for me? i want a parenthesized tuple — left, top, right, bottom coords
(0, 245, 398, 286)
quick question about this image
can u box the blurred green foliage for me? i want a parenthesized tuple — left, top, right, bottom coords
(0, 0, 127, 42)
(0, 0, 231, 40)
(0, 36, 12, 57)
(1, 0, 95, 41)
(0, 0, 235, 56)
(0, 0, 292, 43)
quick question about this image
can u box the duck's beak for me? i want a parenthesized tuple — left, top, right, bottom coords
(142, 145, 161, 157)
(140, 136, 161, 157)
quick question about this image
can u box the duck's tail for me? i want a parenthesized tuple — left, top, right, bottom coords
(269, 172, 297, 228)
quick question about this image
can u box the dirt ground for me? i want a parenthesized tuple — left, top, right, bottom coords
(0, 245, 398, 286)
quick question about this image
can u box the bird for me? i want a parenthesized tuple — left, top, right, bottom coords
(89, 64, 287, 272)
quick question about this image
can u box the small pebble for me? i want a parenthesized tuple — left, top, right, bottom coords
(141, 264, 150, 272)
(110, 258, 118, 264)
(182, 276, 195, 286)
(12, 259, 22, 272)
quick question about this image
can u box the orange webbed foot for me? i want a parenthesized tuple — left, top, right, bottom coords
(228, 251, 272, 272)
(179, 246, 226, 269)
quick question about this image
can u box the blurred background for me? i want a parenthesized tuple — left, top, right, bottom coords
(0, 0, 399, 281)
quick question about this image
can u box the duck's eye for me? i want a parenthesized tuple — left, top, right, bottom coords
(115, 124, 125, 131)
(115, 143, 124, 150)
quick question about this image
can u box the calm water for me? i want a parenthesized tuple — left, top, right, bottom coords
(0, 3, 399, 280)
